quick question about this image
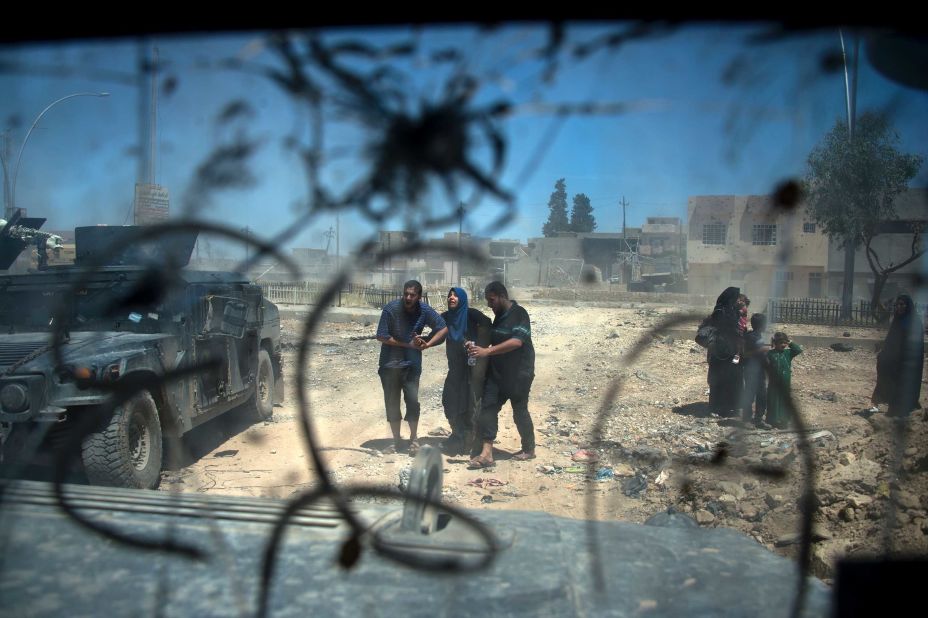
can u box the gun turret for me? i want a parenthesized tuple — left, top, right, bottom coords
(0, 215, 63, 270)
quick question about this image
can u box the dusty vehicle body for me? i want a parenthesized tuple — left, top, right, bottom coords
(0, 225, 283, 488)
(0, 472, 834, 617)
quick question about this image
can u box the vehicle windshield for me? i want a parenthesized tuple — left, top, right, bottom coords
(1, 17, 926, 614)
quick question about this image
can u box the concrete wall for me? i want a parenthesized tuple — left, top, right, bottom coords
(532, 287, 717, 307)
(687, 195, 829, 306)
(504, 256, 542, 287)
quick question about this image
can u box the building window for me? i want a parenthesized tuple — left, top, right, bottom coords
(776, 270, 794, 282)
(803, 222, 816, 233)
(752, 224, 777, 245)
(809, 271, 823, 297)
(702, 223, 726, 245)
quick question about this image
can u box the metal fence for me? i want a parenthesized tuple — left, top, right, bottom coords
(766, 298, 928, 327)
(258, 281, 433, 309)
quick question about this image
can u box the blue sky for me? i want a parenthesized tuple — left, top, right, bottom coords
(2, 24, 926, 258)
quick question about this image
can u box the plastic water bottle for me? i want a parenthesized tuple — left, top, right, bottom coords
(466, 341, 477, 366)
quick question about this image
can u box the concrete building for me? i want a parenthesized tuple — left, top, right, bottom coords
(358, 230, 421, 287)
(687, 195, 828, 305)
(352, 230, 493, 288)
(640, 217, 686, 274)
(686, 189, 927, 305)
(505, 231, 641, 287)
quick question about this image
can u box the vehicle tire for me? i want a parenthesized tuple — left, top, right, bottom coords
(246, 349, 274, 422)
(81, 390, 163, 490)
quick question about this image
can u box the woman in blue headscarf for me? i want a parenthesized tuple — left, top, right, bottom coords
(433, 287, 492, 456)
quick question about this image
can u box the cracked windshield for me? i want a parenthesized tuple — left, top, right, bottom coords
(1, 20, 926, 617)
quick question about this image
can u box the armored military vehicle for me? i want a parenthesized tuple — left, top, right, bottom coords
(0, 220, 283, 489)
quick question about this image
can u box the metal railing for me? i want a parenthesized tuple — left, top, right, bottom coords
(766, 297, 927, 327)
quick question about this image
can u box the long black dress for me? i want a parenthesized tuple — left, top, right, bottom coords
(872, 295, 924, 417)
(706, 287, 743, 417)
(441, 308, 492, 447)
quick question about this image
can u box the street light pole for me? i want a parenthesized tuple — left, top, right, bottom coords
(10, 91, 110, 215)
(839, 29, 859, 317)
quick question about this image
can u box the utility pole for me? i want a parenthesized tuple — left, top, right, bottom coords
(456, 202, 464, 286)
(149, 46, 159, 186)
(323, 225, 335, 254)
(619, 196, 630, 284)
(133, 42, 168, 226)
(335, 212, 340, 272)
(241, 226, 251, 261)
(839, 29, 859, 317)
(1, 132, 11, 220)
(620, 196, 629, 242)
(136, 42, 150, 206)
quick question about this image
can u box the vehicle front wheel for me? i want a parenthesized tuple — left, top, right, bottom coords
(246, 349, 274, 422)
(81, 390, 163, 490)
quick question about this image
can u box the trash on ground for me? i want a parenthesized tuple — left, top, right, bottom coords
(467, 477, 508, 489)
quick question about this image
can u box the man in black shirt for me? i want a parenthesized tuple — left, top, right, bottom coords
(465, 281, 536, 468)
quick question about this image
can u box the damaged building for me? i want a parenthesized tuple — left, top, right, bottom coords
(349, 231, 524, 289)
(498, 222, 686, 290)
(687, 195, 828, 306)
(687, 190, 927, 306)
(505, 232, 640, 287)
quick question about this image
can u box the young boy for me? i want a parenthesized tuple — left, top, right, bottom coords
(766, 332, 803, 429)
(742, 313, 771, 427)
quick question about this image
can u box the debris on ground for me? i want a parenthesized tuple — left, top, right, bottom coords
(467, 478, 508, 489)
(594, 467, 614, 482)
(622, 475, 648, 498)
(398, 467, 411, 492)
(571, 449, 600, 463)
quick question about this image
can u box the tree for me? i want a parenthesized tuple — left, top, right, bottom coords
(570, 192, 597, 233)
(805, 111, 924, 318)
(542, 178, 570, 237)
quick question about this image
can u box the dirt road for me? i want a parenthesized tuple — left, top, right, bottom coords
(160, 304, 928, 583)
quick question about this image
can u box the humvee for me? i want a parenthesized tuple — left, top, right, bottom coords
(0, 220, 283, 489)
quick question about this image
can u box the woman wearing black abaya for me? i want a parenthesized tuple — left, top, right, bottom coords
(872, 294, 924, 418)
(706, 287, 744, 417)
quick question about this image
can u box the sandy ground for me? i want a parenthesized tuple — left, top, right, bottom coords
(160, 304, 928, 583)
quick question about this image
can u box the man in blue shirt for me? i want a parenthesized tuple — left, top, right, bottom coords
(376, 280, 447, 455)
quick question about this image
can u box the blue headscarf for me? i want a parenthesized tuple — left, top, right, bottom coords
(446, 287, 469, 342)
